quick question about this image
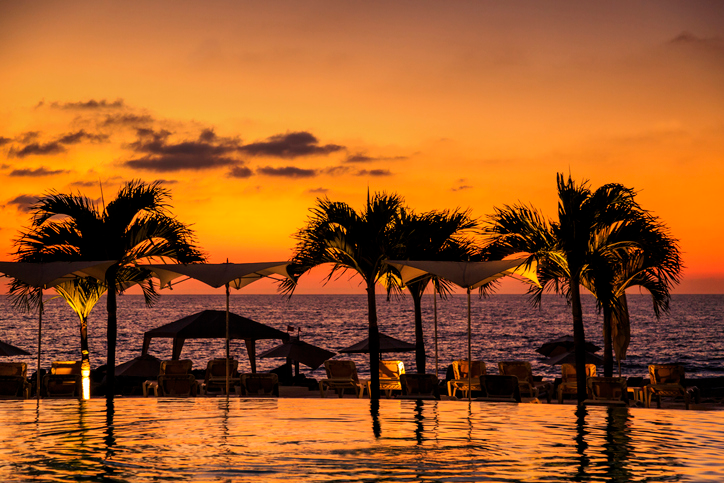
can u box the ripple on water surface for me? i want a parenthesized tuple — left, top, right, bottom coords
(1, 398, 723, 482)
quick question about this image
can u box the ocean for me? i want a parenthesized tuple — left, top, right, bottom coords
(1, 294, 722, 380)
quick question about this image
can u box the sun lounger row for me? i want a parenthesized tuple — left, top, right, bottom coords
(142, 359, 279, 397)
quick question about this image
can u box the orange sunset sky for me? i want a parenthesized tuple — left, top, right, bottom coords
(1, 1, 723, 294)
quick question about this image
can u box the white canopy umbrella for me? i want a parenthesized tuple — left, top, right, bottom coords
(141, 262, 294, 394)
(385, 259, 539, 400)
(0, 261, 115, 399)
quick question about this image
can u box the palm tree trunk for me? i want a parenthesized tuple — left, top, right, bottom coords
(367, 279, 380, 400)
(570, 272, 588, 404)
(602, 305, 614, 377)
(410, 287, 426, 374)
(80, 315, 90, 366)
(106, 266, 118, 398)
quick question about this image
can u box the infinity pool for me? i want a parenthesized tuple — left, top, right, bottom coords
(0, 398, 722, 482)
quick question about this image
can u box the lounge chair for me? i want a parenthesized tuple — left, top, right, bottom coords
(319, 360, 369, 398)
(557, 363, 597, 403)
(476, 375, 522, 403)
(379, 360, 405, 397)
(645, 364, 700, 410)
(145, 359, 197, 397)
(0, 362, 31, 399)
(201, 358, 240, 396)
(447, 360, 486, 398)
(498, 361, 552, 403)
(399, 373, 440, 400)
(583, 376, 629, 406)
(240, 373, 279, 396)
(43, 361, 82, 398)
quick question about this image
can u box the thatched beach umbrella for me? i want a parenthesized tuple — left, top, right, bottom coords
(259, 337, 335, 375)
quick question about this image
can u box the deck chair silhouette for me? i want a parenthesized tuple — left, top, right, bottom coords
(399, 373, 440, 400)
(476, 375, 522, 403)
(148, 359, 197, 397)
(0, 362, 31, 399)
(379, 360, 405, 397)
(645, 364, 700, 410)
(202, 358, 240, 395)
(583, 376, 629, 406)
(557, 363, 597, 403)
(319, 360, 369, 398)
(447, 360, 486, 398)
(43, 361, 82, 398)
(240, 373, 279, 396)
(498, 361, 552, 403)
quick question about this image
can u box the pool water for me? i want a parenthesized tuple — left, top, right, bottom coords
(0, 398, 722, 482)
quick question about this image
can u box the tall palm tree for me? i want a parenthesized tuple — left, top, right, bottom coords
(390, 208, 477, 374)
(12, 180, 204, 396)
(283, 192, 406, 400)
(484, 173, 646, 403)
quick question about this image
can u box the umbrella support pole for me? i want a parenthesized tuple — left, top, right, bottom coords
(37, 288, 43, 401)
(434, 285, 438, 380)
(467, 287, 471, 402)
(225, 283, 230, 397)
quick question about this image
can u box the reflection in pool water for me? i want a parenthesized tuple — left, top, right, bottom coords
(0, 398, 722, 482)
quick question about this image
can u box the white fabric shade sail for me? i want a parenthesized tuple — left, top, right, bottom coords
(384, 258, 540, 400)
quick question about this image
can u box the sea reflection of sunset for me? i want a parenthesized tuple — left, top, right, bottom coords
(0, 398, 722, 481)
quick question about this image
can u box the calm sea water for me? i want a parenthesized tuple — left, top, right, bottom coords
(1, 398, 723, 482)
(0, 294, 722, 379)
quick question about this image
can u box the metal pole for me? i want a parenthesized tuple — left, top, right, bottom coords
(433, 284, 438, 379)
(37, 288, 43, 401)
(467, 287, 471, 402)
(225, 283, 230, 397)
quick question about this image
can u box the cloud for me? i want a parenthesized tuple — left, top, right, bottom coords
(228, 165, 253, 178)
(125, 155, 237, 172)
(10, 130, 109, 157)
(11, 142, 66, 157)
(10, 167, 71, 177)
(51, 98, 126, 110)
(451, 184, 472, 191)
(307, 187, 329, 194)
(323, 166, 352, 176)
(56, 130, 109, 144)
(240, 131, 344, 158)
(257, 166, 317, 178)
(356, 169, 392, 176)
(6, 194, 39, 212)
(101, 113, 155, 127)
(345, 153, 408, 163)
(123, 128, 243, 172)
(155, 178, 178, 185)
(0, 136, 11, 146)
(70, 180, 102, 188)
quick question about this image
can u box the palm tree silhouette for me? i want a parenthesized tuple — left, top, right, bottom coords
(484, 173, 652, 402)
(283, 192, 406, 400)
(390, 208, 477, 374)
(12, 180, 204, 396)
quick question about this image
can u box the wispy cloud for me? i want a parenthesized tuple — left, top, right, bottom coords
(10, 130, 109, 158)
(345, 153, 408, 163)
(50, 98, 126, 110)
(10, 167, 71, 177)
(257, 166, 317, 178)
(356, 169, 392, 176)
(228, 165, 253, 178)
(5, 194, 39, 212)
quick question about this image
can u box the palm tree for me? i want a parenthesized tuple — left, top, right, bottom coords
(12, 180, 204, 396)
(484, 173, 647, 403)
(283, 192, 406, 400)
(581, 212, 682, 376)
(390, 208, 477, 374)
